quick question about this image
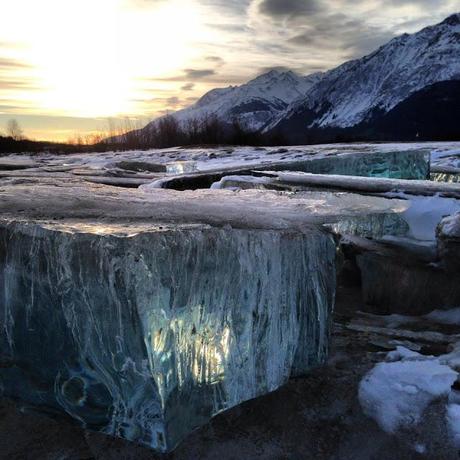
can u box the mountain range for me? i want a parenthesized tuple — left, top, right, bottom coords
(140, 13, 460, 144)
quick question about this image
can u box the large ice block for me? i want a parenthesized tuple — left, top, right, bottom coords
(0, 220, 335, 452)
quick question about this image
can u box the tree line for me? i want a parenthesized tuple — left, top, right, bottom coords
(0, 115, 286, 155)
(105, 114, 282, 150)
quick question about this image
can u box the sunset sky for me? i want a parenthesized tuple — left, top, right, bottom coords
(0, 0, 458, 141)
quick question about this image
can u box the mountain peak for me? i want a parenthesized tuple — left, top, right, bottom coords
(441, 12, 460, 26)
(249, 68, 297, 84)
(266, 12, 460, 134)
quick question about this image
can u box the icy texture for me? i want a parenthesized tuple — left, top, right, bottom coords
(438, 212, 460, 239)
(216, 148, 430, 180)
(447, 404, 460, 448)
(359, 340, 460, 448)
(4, 143, 456, 186)
(431, 172, 460, 184)
(211, 175, 277, 190)
(0, 221, 335, 452)
(261, 149, 430, 180)
(325, 213, 409, 240)
(431, 145, 460, 169)
(425, 308, 460, 325)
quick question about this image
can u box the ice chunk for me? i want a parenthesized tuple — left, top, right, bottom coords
(325, 212, 409, 240)
(210, 175, 277, 190)
(264, 148, 430, 180)
(0, 178, 414, 452)
(145, 149, 431, 190)
(0, 220, 335, 452)
(426, 308, 460, 325)
(431, 172, 460, 184)
(356, 243, 460, 315)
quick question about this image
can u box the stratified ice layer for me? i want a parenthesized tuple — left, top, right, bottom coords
(0, 221, 335, 452)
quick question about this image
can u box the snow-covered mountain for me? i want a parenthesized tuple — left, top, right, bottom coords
(144, 70, 323, 132)
(267, 13, 460, 136)
(137, 13, 460, 144)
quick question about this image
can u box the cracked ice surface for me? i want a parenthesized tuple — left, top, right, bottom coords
(0, 142, 442, 190)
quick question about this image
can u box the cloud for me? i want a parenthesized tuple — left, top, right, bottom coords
(286, 13, 397, 58)
(257, 0, 321, 18)
(205, 55, 225, 66)
(257, 65, 292, 73)
(165, 96, 180, 106)
(183, 68, 216, 79)
(0, 79, 42, 90)
(244, 0, 458, 74)
(0, 58, 32, 69)
(200, 0, 251, 15)
(181, 82, 195, 91)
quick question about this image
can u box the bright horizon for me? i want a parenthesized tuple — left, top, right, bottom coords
(0, 0, 458, 142)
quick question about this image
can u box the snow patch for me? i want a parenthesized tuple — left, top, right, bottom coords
(426, 308, 460, 326)
(386, 346, 422, 362)
(360, 337, 460, 448)
(210, 175, 273, 190)
(359, 352, 457, 432)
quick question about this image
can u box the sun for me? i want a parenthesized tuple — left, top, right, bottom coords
(2, 0, 205, 118)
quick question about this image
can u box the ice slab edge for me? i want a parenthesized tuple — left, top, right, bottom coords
(0, 221, 336, 452)
(150, 149, 430, 190)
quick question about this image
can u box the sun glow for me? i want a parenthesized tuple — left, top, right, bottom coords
(1, 0, 205, 118)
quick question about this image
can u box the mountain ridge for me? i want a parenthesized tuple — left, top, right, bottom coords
(268, 12, 460, 133)
(138, 13, 460, 144)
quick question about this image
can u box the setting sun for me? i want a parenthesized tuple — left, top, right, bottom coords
(2, 0, 206, 119)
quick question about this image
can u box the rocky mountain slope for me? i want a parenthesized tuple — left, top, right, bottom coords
(267, 13, 460, 141)
(144, 70, 323, 133)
